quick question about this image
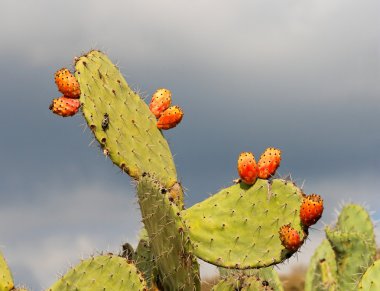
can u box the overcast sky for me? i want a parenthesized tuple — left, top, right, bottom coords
(0, 0, 379, 289)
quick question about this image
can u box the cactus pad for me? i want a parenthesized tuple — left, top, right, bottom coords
(48, 254, 147, 291)
(182, 179, 307, 269)
(358, 260, 380, 290)
(325, 204, 376, 290)
(0, 251, 13, 291)
(212, 273, 280, 291)
(305, 239, 337, 291)
(137, 174, 200, 290)
(325, 229, 374, 290)
(74, 50, 177, 187)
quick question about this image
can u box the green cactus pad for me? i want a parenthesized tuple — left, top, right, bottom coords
(336, 204, 375, 242)
(182, 179, 306, 269)
(137, 174, 200, 290)
(358, 260, 380, 290)
(48, 254, 147, 291)
(0, 251, 14, 291)
(325, 228, 375, 291)
(324, 204, 376, 291)
(212, 276, 243, 291)
(135, 239, 157, 288)
(212, 273, 279, 291)
(219, 267, 283, 291)
(305, 239, 337, 291)
(74, 50, 177, 188)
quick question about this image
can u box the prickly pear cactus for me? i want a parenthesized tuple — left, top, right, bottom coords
(325, 204, 376, 291)
(46, 50, 330, 291)
(74, 50, 178, 189)
(219, 267, 283, 291)
(182, 179, 307, 268)
(212, 273, 279, 291)
(358, 260, 380, 290)
(137, 174, 200, 290)
(305, 239, 337, 291)
(0, 251, 14, 291)
(48, 254, 147, 291)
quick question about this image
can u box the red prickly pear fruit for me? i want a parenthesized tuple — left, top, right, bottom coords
(49, 96, 80, 117)
(257, 147, 281, 179)
(237, 152, 258, 185)
(300, 194, 324, 227)
(149, 88, 172, 118)
(157, 105, 183, 130)
(279, 224, 302, 252)
(54, 68, 81, 98)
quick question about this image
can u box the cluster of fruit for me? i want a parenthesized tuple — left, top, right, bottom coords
(149, 88, 183, 130)
(237, 148, 323, 251)
(237, 147, 282, 185)
(49, 68, 81, 117)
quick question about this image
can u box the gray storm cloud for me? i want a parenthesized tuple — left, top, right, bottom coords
(0, 0, 379, 289)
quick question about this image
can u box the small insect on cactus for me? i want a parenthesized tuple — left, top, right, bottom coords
(40, 50, 327, 290)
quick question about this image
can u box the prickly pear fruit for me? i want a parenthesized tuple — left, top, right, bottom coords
(279, 224, 302, 252)
(157, 105, 183, 130)
(149, 88, 171, 118)
(49, 96, 80, 117)
(257, 147, 281, 179)
(54, 68, 81, 98)
(237, 152, 258, 185)
(300, 194, 324, 227)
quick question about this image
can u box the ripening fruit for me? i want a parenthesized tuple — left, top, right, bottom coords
(149, 88, 172, 118)
(237, 152, 258, 185)
(279, 224, 302, 252)
(54, 68, 81, 98)
(157, 106, 183, 130)
(49, 96, 80, 117)
(300, 194, 324, 227)
(257, 147, 281, 179)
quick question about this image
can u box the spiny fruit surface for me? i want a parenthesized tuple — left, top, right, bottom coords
(300, 194, 324, 227)
(149, 88, 171, 118)
(54, 68, 81, 98)
(258, 147, 281, 179)
(279, 224, 302, 252)
(156, 105, 183, 130)
(237, 152, 258, 185)
(49, 96, 80, 117)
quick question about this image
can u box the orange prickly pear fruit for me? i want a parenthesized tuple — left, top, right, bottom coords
(149, 88, 172, 118)
(279, 224, 302, 252)
(237, 152, 258, 185)
(49, 96, 80, 117)
(157, 105, 183, 130)
(54, 68, 81, 98)
(257, 147, 281, 179)
(300, 194, 324, 227)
